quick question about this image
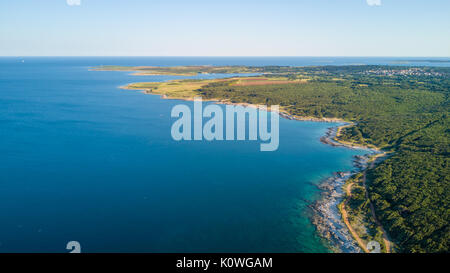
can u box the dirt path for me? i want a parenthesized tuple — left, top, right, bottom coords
(341, 152, 392, 253)
(341, 182, 369, 252)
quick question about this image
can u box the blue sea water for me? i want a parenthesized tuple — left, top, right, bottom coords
(0, 57, 444, 253)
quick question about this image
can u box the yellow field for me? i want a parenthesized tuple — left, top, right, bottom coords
(123, 76, 308, 100)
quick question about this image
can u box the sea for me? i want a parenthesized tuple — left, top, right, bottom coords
(0, 57, 448, 252)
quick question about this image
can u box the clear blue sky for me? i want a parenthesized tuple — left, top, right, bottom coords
(1, 0, 449, 56)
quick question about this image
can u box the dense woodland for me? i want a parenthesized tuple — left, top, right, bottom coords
(196, 65, 449, 252)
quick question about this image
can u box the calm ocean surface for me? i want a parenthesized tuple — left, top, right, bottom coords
(0, 57, 446, 253)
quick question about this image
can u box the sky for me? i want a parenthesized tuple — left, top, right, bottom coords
(0, 0, 449, 56)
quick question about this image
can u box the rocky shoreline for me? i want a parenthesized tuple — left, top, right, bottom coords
(311, 126, 381, 253)
(214, 103, 384, 252)
(220, 103, 386, 252)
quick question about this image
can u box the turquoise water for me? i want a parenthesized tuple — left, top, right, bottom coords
(0, 57, 378, 252)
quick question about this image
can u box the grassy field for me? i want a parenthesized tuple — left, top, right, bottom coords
(124, 79, 214, 99)
(123, 76, 307, 100)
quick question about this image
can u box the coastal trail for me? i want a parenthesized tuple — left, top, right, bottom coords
(341, 152, 392, 253)
(342, 182, 369, 252)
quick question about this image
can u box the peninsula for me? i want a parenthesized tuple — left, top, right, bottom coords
(93, 65, 264, 76)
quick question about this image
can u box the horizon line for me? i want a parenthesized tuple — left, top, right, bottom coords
(1, 56, 450, 58)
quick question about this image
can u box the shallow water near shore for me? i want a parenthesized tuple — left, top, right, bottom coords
(0, 57, 371, 252)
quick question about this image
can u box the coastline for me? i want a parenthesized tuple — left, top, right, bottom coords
(121, 82, 386, 253)
(121, 84, 349, 122)
(278, 109, 385, 252)
(311, 128, 381, 253)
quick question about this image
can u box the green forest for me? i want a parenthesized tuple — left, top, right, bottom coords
(194, 65, 449, 252)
